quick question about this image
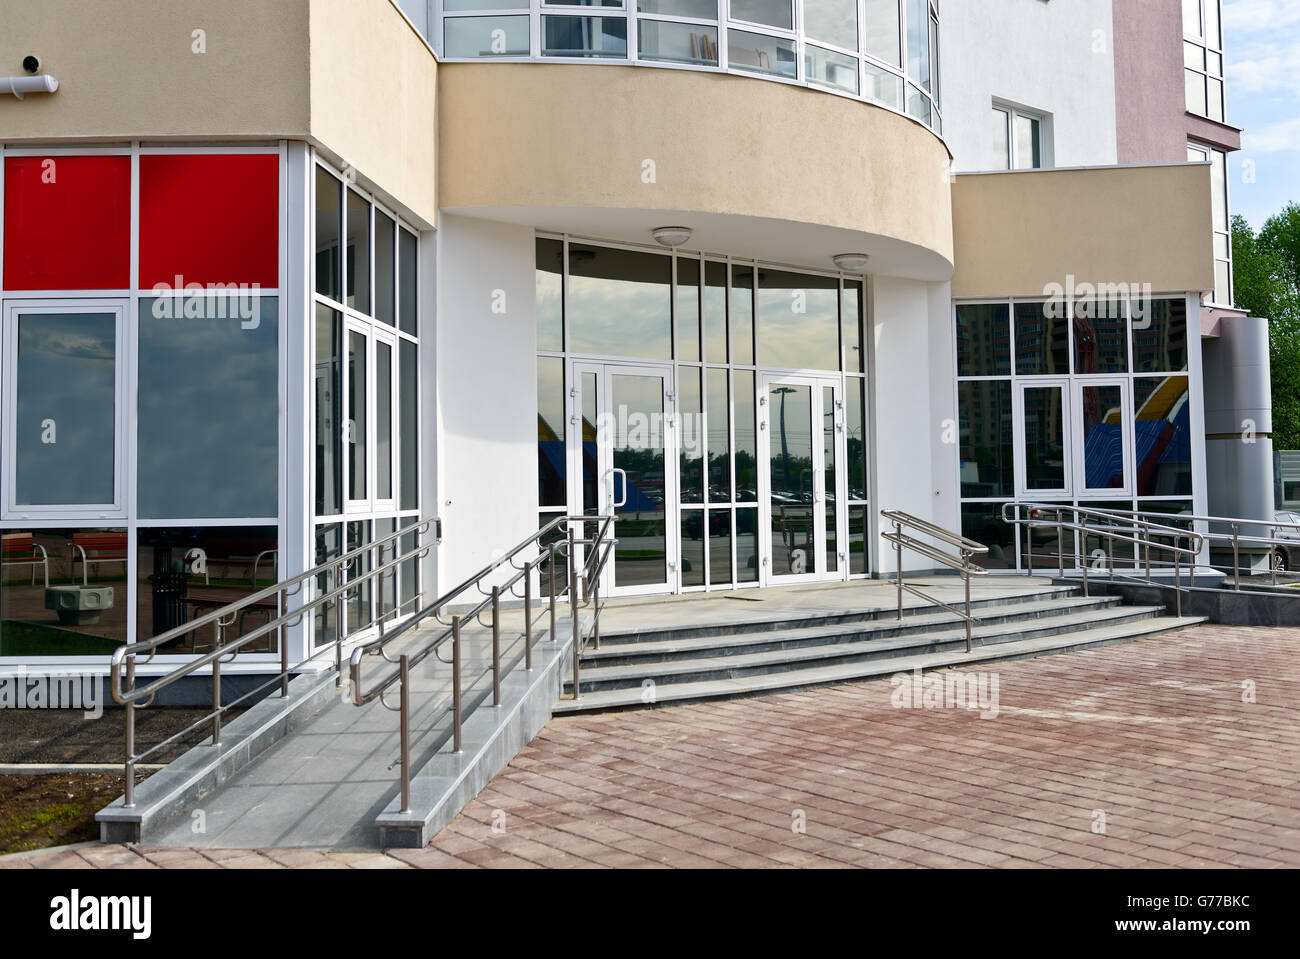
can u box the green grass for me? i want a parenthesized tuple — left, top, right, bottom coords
(0, 803, 88, 854)
(0, 621, 123, 656)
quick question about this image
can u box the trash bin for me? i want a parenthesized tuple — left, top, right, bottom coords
(149, 571, 190, 634)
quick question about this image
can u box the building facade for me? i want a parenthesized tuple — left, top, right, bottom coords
(0, 0, 1264, 678)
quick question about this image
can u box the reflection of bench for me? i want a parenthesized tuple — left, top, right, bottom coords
(2, 533, 49, 587)
(197, 539, 278, 586)
(70, 532, 128, 586)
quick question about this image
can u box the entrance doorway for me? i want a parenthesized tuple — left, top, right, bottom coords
(757, 374, 846, 584)
(568, 361, 678, 596)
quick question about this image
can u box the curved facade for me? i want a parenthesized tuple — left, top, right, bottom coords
(439, 62, 953, 277)
(428, 0, 942, 133)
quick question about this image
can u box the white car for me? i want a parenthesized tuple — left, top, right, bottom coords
(1273, 512, 1300, 572)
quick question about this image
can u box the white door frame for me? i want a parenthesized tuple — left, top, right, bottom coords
(1072, 377, 1134, 498)
(568, 359, 679, 597)
(757, 372, 846, 586)
(1014, 378, 1072, 499)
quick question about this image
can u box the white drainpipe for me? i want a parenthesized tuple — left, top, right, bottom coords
(2, 75, 59, 99)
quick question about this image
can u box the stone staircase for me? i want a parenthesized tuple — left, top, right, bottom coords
(555, 584, 1204, 713)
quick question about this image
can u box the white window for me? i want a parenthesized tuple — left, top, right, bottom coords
(1183, 0, 1225, 122)
(1189, 142, 1233, 307)
(992, 104, 1046, 171)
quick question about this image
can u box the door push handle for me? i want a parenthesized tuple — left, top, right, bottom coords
(611, 467, 629, 509)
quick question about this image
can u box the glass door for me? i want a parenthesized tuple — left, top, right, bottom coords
(1015, 380, 1071, 498)
(757, 374, 844, 584)
(1074, 379, 1133, 496)
(569, 361, 678, 596)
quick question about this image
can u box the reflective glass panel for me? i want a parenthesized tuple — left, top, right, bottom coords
(400, 340, 419, 510)
(707, 368, 731, 502)
(1023, 386, 1066, 491)
(14, 312, 116, 506)
(542, 17, 628, 57)
(863, 62, 902, 107)
(736, 507, 759, 582)
(138, 297, 278, 519)
(316, 168, 342, 302)
(611, 374, 668, 588)
(1134, 377, 1192, 497)
(728, 29, 796, 78)
(376, 341, 394, 500)
(1081, 385, 1126, 490)
(640, 0, 717, 15)
(399, 229, 418, 336)
(804, 0, 857, 51)
(1014, 302, 1069, 375)
(806, 45, 858, 94)
(445, 16, 530, 57)
(863, 0, 901, 65)
(962, 503, 1016, 569)
(639, 21, 719, 65)
(730, 265, 755, 365)
(959, 381, 1013, 498)
(907, 0, 929, 90)
(536, 238, 565, 352)
(538, 358, 566, 507)
(709, 509, 733, 584)
(769, 383, 815, 576)
(316, 304, 342, 515)
(676, 257, 701, 361)
(1072, 303, 1129, 374)
(375, 210, 396, 327)
(682, 511, 705, 587)
(349, 331, 368, 500)
(849, 505, 868, 574)
(680, 366, 704, 504)
(730, 0, 791, 29)
(843, 281, 864, 373)
(956, 303, 1010, 377)
(846, 377, 867, 500)
(567, 244, 671, 359)
(704, 261, 728, 363)
(346, 190, 370, 313)
(734, 371, 758, 502)
(758, 269, 839, 371)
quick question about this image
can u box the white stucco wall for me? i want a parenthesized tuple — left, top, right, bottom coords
(869, 276, 958, 575)
(435, 214, 539, 593)
(940, 0, 1118, 173)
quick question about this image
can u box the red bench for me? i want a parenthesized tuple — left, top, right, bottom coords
(1, 533, 49, 587)
(69, 532, 128, 585)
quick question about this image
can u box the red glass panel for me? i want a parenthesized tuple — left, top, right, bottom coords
(3, 155, 131, 291)
(139, 154, 279, 290)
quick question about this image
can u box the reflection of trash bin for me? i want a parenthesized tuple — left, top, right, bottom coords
(149, 571, 190, 634)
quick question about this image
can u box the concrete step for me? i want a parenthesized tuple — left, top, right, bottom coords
(564, 605, 1166, 693)
(553, 614, 1207, 713)
(594, 583, 1083, 646)
(582, 595, 1125, 667)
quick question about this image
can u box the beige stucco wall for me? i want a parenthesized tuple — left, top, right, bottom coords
(0, 0, 312, 141)
(439, 63, 954, 268)
(310, 0, 437, 226)
(951, 164, 1215, 298)
(0, 0, 437, 226)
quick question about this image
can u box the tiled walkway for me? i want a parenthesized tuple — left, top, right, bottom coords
(5, 624, 1298, 868)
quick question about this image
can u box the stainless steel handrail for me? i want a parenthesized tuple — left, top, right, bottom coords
(110, 517, 441, 808)
(348, 514, 617, 815)
(881, 509, 989, 653)
(1066, 506, 1300, 590)
(1002, 503, 1205, 617)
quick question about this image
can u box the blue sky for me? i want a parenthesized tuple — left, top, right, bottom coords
(1225, 0, 1300, 229)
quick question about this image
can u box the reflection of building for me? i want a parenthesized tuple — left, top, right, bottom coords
(0, 0, 1268, 678)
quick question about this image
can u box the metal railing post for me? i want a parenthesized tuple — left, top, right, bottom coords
(491, 585, 501, 707)
(124, 656, 136, 808)
(452, 615, 463, 753)
(1025, 521, 1033, 576)
(1057, 513, 1065, 577)
(1081, 534, 1090, 598)
(334, 562, 346, 689)
(1232, 524, 1241, 590)
(894, 520, 904, 622)
(963, 549, 973, 653)
(399, 654, 411, 814)
(569, 528, 581, 699)
(211, 621, 223, 747)
(1108, 534, 1115, 582)
(592, 575, 601, 651)
(549, 542, 558, 642)
(279, 587, 290, 698)
(524, 560, 533, 671)
(1174, 550, 1182, 617)
(1145, 538, 1151, 584)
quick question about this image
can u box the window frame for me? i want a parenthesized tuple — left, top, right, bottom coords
(2, 298, 129, 520)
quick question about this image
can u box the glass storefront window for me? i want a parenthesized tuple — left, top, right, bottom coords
(680, 366, 704, 503)
(804, 0, 858, 52)
(536, 238, 565, 352)
(707, 368, 731, 502)
(959, 381, 1013, 498)
(138, 297, 279, 519)
(806, 45, 859, 94)
(538, 358, 567, 506)
(640, 0, 717, 15)
(730, 0, 792, 30)
(757, 269, 839, 371)
(1132, 299, 1188, 373)
(1014, 302, 1069, 376)
(1072, 303, 1129, 375)
(316, 168, 342, 302)
(346, 189, 371, 313)
(445, 15, 531, 57)
(567, 244, 671, 358)
(956, 304, 1010, 377)
(316, 304, 343, 516)
(677, 257, 701, 361)
(1134, 377, 1192, 497)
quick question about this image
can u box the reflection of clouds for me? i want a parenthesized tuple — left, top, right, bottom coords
(137, 298, 279, 517)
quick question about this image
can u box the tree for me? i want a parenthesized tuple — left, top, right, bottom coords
(1232, 211, 1300, 450)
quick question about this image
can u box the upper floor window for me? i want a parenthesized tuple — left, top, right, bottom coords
(1183, 0, 1224, 122)
(1189, 142, 1233, 307)
(992, 104, 1045, 171)
(432, 0, 941, 133)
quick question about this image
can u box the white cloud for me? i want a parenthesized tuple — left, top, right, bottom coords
(1242, 116, 1300, 153)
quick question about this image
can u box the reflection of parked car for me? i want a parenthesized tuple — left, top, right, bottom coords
(683, 512, 730, 540)
(1273, 512, 1300, 572)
